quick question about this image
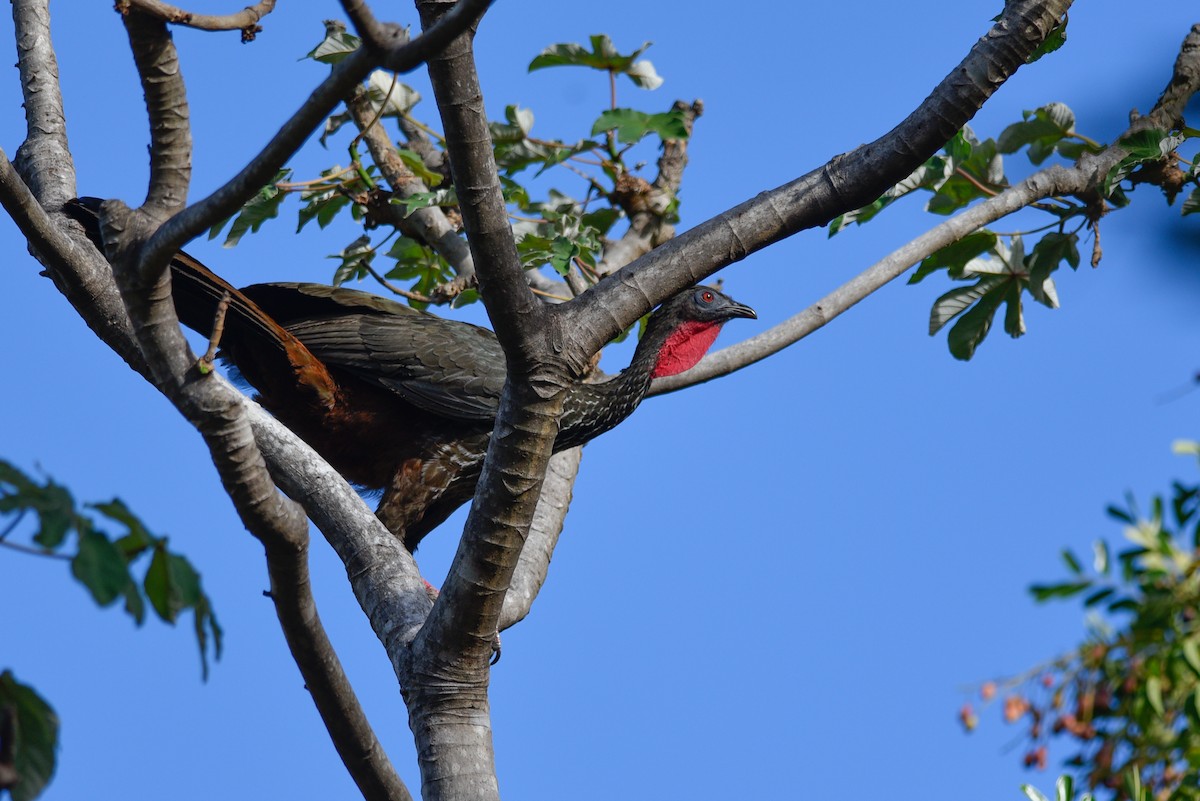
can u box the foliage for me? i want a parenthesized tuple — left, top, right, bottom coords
(0, 671, 57, 801)
(965, 445, 1200, 800)
(0, 461, 221, 678)
(1022, 775, 1096, 801)
(830, 106, 1200, 360)
(207, 27, 688, 306)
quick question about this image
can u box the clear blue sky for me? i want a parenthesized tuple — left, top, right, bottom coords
(2, 2, 1198, 799)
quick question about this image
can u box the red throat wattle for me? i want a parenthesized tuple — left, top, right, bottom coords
(651, 320, 721, 378)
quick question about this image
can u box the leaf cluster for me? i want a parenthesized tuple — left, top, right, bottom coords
(971, 447, 1200, 800)
(830, 103, 1199, 360)
(0, 461, 221, 677)
(207, 29, 689, 305)
(0, 671, 56, 801)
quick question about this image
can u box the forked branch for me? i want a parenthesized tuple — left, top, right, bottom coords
(651, 22, 1200, 395)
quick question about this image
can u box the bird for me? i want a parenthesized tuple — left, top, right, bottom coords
(64, 198, 756, 550)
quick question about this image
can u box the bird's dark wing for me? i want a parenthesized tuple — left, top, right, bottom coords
(245, 283, 507, 422)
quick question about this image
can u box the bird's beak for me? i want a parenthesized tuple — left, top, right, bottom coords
(724, 300, 757, 320)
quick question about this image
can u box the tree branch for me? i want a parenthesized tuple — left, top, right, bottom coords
(11, 0, 75, 206)
(652, 22, 1200, 395)
(258, 484, 415, 801)
(561, 0, 1074, 362)
(122, 9, 191, 223)
(140, 45, 376, 279)
(120, 0, 276, 41)
(498, 447, 581, 631)
(82, 195, 421, 801)
(140, 0, 492, 297)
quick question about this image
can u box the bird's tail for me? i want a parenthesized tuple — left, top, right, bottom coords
(62, 197, 337, 406)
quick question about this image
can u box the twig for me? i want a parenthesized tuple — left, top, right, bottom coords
(117, 0, 277, 41)
(199, 291, 231, 371)
(0, 539, 71, 561)
(363, 262, 434, 303)
(565, 0, 1076, 362)
(0, 509, 28, 542)
(650, 23, 1200, 396)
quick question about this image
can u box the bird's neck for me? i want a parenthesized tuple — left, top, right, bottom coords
(556, 316, 720, 450)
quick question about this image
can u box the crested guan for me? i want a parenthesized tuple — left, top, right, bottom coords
(65, 198, 755, 550)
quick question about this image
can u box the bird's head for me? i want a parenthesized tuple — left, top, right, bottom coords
(646, 286, 756, 379)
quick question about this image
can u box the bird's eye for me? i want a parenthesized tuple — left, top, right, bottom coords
(699, 290, 714, 304)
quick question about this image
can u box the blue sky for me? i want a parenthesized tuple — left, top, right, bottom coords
(2, 2, 1199, 799)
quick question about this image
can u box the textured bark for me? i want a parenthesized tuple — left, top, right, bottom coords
(0, 2, 1098, 800)
(562, 0, 1076, 363)
(651, 22, 1200, 396)
(10, 0, 74, 206)
(122, 0, 277, 39)
(122, 11, 190, 216)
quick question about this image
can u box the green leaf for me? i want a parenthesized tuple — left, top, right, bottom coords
(1182, 186, 1200, 217)
(1061, 548, 1083, 574)
(1002, 281, 1025, 338)
(298, 190, 350, 232)
(1187, 687, 1200, 728)
(1055, 775, 1074, 801)
(946, 289, 1003, 359)
(326, 234, 375, 286)
(0, 462, 80, 550)
(548, 236, 579, 276)
(1106, 505, 1135, 524)
(529, 35, 663, 89)
(1146, 675, 1164, 717)
(929, 275, 1006, 335)
(396, 148, 443, 187)
(591, 108, 688, 144)
(90, 498, 154, 558)
(1104, 128, 1187, 196)
(1083, 587, 1116, 607)
(1093, 539, 1110, 574)
(143, 543, 224, 677)
(1022, 785, 1052, 801)
(908, 230, 998, 284)
(1183, 639, 1200, 678)
(1028, 16, 1068, 63)
(997, 103, 1078, 164)
(28, 481, 75, 550)
(305, 20, 361, 64)
(362, 69, 421, 116)
(208, 169, 291, 247)
(0, 671, 59, 801)
(1030, 581, 1093, 601)
(71, 529, 135, 608)
(389, 188, 458, 217)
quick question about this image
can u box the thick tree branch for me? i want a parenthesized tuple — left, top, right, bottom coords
(498, 447, 581, 631)
(141, 45, 376, 278)
(87, 197, 420, 801)
(257, 465, 415, 801)
(122, 10, 191, 223)
(11, 0, 75, 206)
(0, 155, 147, 376)
(140, 0, 491, 294)
(652, 22, 1200, 395)
(120, 0, 276, 41)
(562, 0, 1074, 363)
(241, 401, 434, 657)
(412, 0, 562, 657)
(395, 3, 572, 798)
(342, 0, 492, 72)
